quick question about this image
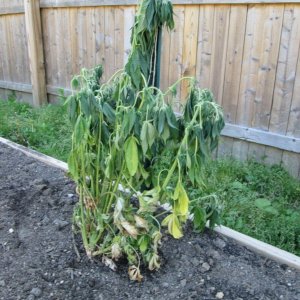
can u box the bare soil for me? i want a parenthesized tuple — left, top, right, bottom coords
(0, 143, 299, 300)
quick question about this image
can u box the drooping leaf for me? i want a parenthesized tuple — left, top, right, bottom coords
(124, 136, 139, 176)
(162, 214, 183, 239)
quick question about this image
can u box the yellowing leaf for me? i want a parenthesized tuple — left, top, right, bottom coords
(125, 136, 139, 176)
(173, 180, 181, 200)
(162, 214, 183, 239)
(177, 184, 189, 217)
(171, 214, 183, 239)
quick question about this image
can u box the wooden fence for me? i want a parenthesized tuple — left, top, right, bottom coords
(0, 0, 300, 178)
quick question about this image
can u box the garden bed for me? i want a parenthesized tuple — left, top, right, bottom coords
(0, 143, 300, 300)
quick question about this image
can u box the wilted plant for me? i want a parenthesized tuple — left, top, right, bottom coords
(67, 0, 224, 281)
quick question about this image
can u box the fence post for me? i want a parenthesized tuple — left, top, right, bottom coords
(24, 0, 47, 106)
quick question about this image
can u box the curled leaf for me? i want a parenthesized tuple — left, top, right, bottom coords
(128, 265, 143, 282)
(152, 231, 162, 250)
(148, 252, 161, 271)
(111, 243, 122, 261)
(121, 221, 139, 239)
(134, 215, 149, 231)
(102, 256, 117, 271)
(162, 214, 183, 239)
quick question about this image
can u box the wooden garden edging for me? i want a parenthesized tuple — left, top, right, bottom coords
(1, 136, 299, 270)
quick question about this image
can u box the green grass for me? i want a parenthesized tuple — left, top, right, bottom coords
(200, 159, 300, 256)
(0, 98, 71, 161)
(0, 98, 299, 256)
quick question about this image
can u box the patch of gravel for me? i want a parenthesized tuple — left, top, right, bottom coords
(0, 143, 299, 300)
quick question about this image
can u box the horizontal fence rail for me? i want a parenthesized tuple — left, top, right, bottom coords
(0, 0, 300, 178)
(2, 1, 300, 15)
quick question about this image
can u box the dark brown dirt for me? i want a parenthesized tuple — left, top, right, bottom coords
(0, 143, 299, 300)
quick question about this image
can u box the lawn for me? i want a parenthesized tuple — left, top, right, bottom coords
(0, 98, 299, 256)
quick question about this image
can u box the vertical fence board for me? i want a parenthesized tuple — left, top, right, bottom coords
(181, 5, 199, 102)
(282, 26, 300, 177)
(94, 7, 105, 75)
(222, 5, 247, 124)
(24, 0, 47, 106)
(168, 6, 185, 111)
(160, 27, 171, 92)
(196, 5, 215, 89)
(115, 7, 125, 71)
(103, 7, 115, 81)
(86, 8, 96, 70)
(209, 5, 230, 105)
(123, 7, 135, 65)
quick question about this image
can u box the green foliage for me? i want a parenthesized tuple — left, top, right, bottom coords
(199, 159, 300, 256)
(67, 64, 224, 280)
(67, 0, 224, 282)
(0, 98, 71, 161)
(125, 0, 174, 89)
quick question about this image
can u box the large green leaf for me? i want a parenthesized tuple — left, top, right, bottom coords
(125, 136, 139, 176)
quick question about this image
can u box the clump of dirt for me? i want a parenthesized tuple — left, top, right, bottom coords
(0, 143, 299, 300)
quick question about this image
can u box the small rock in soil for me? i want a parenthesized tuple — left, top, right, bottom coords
(35, 184, 48, 192)
(53, 219, 69, 230)
(47, 198, 58, 207)
(30, 287, 42, 297)
(42, 188, 52, 196)
(191, 257, 200, 267)
(207, 249, 221, 260)
(0, 280, 5, 287)
(201, 262, 210, 272)
(27, 295, 35, 300)
(41, 216, 50, 226)
(33, 179, 49, 186)
(162, 282, 169, 288)
(213, 238, 226, 249)
(215, 291, 224, 299)
(180, 279, 187, 287)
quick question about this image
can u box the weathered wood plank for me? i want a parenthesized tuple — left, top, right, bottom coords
(0, 80, 32, 93)
(181, 5, 200, 101)
(123, 7, 135, 65)
(38, 0, 300, 9)
(160, 27, 171, 93)
(168, 5, 185, 111)
(222, 123, 300, 153)
(24, 0, 47, 106)
(222, 5, 247, 123)
(103, 7, 115, 81)
(209, 5, 230, 105)
(254, 5, 284, 131)
(196, 5, 215, 89)
(94, 7, 105, 72)
(2, 0, 300, 15)
(114, 7, 125, 70)
(217, 136, 234, 158)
